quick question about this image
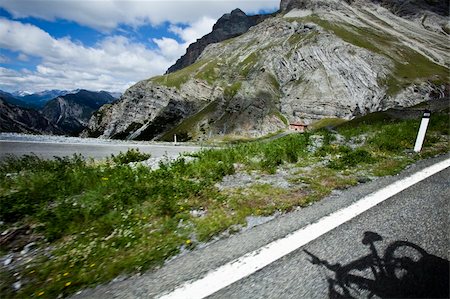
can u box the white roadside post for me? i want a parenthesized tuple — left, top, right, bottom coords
(414, 110, 431, 152)
(174, 134, 177, 146)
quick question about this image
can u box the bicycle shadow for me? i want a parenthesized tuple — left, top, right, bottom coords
(304, 231, 449, 298)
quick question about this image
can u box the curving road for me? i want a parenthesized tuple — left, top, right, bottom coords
(0, 136, 204, 160)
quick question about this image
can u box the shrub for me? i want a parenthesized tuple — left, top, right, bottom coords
(111, 149, 151, 165)
(328, 148, 375, 170)
(368, 121, 418, 152)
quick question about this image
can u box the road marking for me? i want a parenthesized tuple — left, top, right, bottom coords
(158, 157, 450, 299)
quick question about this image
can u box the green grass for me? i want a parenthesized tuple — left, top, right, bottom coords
(239, 52, 259, 78)
(223, 82, 242, 99)
(328, 147, 375, 170)
(386, 48, 449, 96)
(1, 110, 449, 298)
(150, 60, 209, 89)
(150, 59, 223, 89)
(194, 60, 220, 85)
(303, 15, 391, 54)
(310, 118, 348, 130)
(267, 73, 280, 91)
(287, 31, 319, 46)
(274, 111, 289, 126)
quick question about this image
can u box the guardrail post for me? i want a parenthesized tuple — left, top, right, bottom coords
(414, 110, 431, 152)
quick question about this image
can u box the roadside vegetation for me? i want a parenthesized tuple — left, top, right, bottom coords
(1, 109, 449, 298)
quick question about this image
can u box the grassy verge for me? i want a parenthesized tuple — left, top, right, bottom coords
(1, 110, 449, 298)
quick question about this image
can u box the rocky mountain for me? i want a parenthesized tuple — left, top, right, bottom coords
(15, 90, 72, 109)
(166, 9, 273, 74)
(3, 89, 121, 109)
(0, 98, 63, 134)
(86, 0, 449, 141)
(0, 90, 116, 135)
(41, 90, 115, 135)
(0, 90, 29, 108)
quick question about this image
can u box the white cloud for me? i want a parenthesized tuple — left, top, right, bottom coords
(17, 53, 29, 61)
(153, 16, 216, 61)
(153, 37, 185, 61)
(169, 16, 216, 44)
(0, 0, 279, 31)
(0, 18, 175, 92)
(0, 1, 279, 92)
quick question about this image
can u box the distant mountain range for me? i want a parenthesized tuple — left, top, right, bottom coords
(1, 89, 121, 109)
(0, 89, 118, 135)
(0, 99, 64, 135)
(41, 90, 116, 135)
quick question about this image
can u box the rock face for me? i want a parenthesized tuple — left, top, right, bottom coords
(166, 9, 273, 74)
(42, 90, 115, 135)
(281, 0, 449, 16)
(87, 0, 449, 141)
(84, 78, 223, 139)
(280, 0, 449, 32)
(0, 98, 63, 134)
(280, 0, 343, 11)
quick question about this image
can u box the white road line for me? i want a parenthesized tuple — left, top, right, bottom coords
(158, 158, 450, 299)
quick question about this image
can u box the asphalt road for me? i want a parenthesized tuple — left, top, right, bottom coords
(211, 164, 449, 298)
(0, 140, 203, 160)
(73, 154, 449, 299)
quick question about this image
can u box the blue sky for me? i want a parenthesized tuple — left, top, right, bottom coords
(0, 0, 278, 93)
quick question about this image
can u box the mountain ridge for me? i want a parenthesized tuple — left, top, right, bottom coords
(41, 90, 116, 135)
(0, 98, 64, 135)
(166, 9, 275, 74)
(0, 90, 116, 135)
(86, 0, 449, 141)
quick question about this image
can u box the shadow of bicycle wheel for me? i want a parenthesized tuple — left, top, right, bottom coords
(304, 231, 449, 298)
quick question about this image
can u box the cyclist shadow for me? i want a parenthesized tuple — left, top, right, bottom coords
(304, 231, 449, 298)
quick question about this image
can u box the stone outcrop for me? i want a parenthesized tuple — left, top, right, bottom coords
(87, 1, 449, 141)
(166, 9, 273, 74)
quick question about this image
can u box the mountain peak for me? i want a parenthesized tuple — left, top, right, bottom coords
(166, 8, 273, 74)
(230, 8, 246, 16)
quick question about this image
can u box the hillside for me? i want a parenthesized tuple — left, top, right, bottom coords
(0, 90, 116, 135)
(86, 0, 449, 141)
(0, 98, 63, 134)
(0, 91, 30, 108)
(41, 90, 115, 135)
